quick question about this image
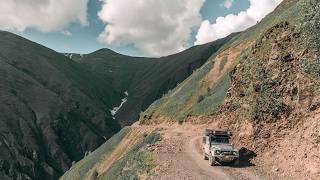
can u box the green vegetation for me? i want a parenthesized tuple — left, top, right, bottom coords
(141, 50, 233, 122)
(301, 58, 320, 79)
(189, 72, 230, 116)
(299, 0, 320, 79)
(140, 0, 320, 123)
(98, 132, 161, 180)
(142, 51, 233, 121)
(299, 0, 320, 49)
(77, 35, 235, 125)
(224, 0, 300, 49)
(0, 31, 122, 179)
(222, 0, 320, 123)
(59, 1, 320, 179)
(146, 60, 214, 120)
(47, 53, 122, 109)
(60, 127, 130, 180)
(61, 129, 161, 180)
(0, 29, 234, 179)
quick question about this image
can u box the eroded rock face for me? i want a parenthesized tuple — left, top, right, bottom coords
(223, 22, 320, 124)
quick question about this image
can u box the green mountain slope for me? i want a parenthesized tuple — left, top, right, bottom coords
(141, 0, 320, 123)
(60, 0, 320, 179)
(71, 36, 235, 126)
(0, 30, 233, 179)
(0, 31, 124, 180)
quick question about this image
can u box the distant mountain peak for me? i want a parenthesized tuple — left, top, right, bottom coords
(93, 48, 121, 56)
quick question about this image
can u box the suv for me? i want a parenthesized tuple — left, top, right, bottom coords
(202, 129, 239, 166)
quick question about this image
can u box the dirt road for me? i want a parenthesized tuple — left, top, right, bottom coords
(186, 136, 234, 180)
(149, 125, 268, 180)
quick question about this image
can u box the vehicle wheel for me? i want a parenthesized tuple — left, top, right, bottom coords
(209, 155, 216, 166)
(233, 158, 240, 167)
(203, 151, 208, 160)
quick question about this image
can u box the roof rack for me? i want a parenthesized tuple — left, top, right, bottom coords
(204, 129, 232, 136)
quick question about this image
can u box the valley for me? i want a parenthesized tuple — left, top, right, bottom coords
(0, 30, 232, 179)
(61, 0, 320, 179)
(1, 0, 320, 179)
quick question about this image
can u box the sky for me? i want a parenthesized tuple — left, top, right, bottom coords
(0, 0, 282, 57)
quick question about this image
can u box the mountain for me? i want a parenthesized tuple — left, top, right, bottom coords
(61, 0, 320, 179)
(0, 31, 123, 180)
(69, 36, 236, 126)
(0, 31, 232, 179)
(141, 0, 320, 121)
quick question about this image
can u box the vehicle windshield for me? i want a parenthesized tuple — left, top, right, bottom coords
(210, 135, 229, 144)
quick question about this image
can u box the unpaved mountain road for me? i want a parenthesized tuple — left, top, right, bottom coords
(147, 124, 271, 180)
(187, 136, 265, 180)
(186, 136, 233, 180)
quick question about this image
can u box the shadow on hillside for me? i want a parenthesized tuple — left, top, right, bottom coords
(238, 147, 257, 167)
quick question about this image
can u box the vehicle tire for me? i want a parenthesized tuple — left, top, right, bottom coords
(209, 155, 216, 166)
(203, 151, 208, 160)
(233, 158, 240, 167)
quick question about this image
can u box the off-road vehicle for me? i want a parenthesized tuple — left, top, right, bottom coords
(202, 129, 240, 166)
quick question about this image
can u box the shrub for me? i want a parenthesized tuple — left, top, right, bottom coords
(197, 95, 205, 103)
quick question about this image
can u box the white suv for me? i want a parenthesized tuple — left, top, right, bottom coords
(202, 130, 240, 166)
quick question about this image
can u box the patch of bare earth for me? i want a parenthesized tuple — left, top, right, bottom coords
(139, 106, 320, 180)
(205, 42, 252, 87)
(196, 110, 320, 180)
(255, 110, 320, 179)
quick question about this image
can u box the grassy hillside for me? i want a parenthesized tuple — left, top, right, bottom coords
(58, 34, 238, 180)
(0, 29, 233, 179)
(60, 0, 320, 179)
(72, 36, 236, 126)
(140, 0, 319, 123)
(139, 0, 320, 176)
(60, 127, 160, 180)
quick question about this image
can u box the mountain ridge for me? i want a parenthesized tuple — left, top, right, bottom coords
(0, 30, 233, 179)
(60, 0, 320, 179)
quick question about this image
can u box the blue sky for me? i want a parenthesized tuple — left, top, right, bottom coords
(13, 0, 250, 56)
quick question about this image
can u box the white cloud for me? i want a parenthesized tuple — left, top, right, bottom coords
(0, 0, 88, 32)
(61, 30, 72, 36)
(223, 0, 234, 9)
(195, 0, 283, 45)
(98, 0, 204, 56)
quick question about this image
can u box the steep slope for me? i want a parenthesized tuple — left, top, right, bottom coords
(140, 0, 320, 178)
(61, 0, 320, 179)
(0, 31, 122, 180)
(59, 34, 240, 179)
(60, 127, 161, 180)
(72, 36, 236, 126)
(141, 0, 319, 122)
(0, 29, 234, 180)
